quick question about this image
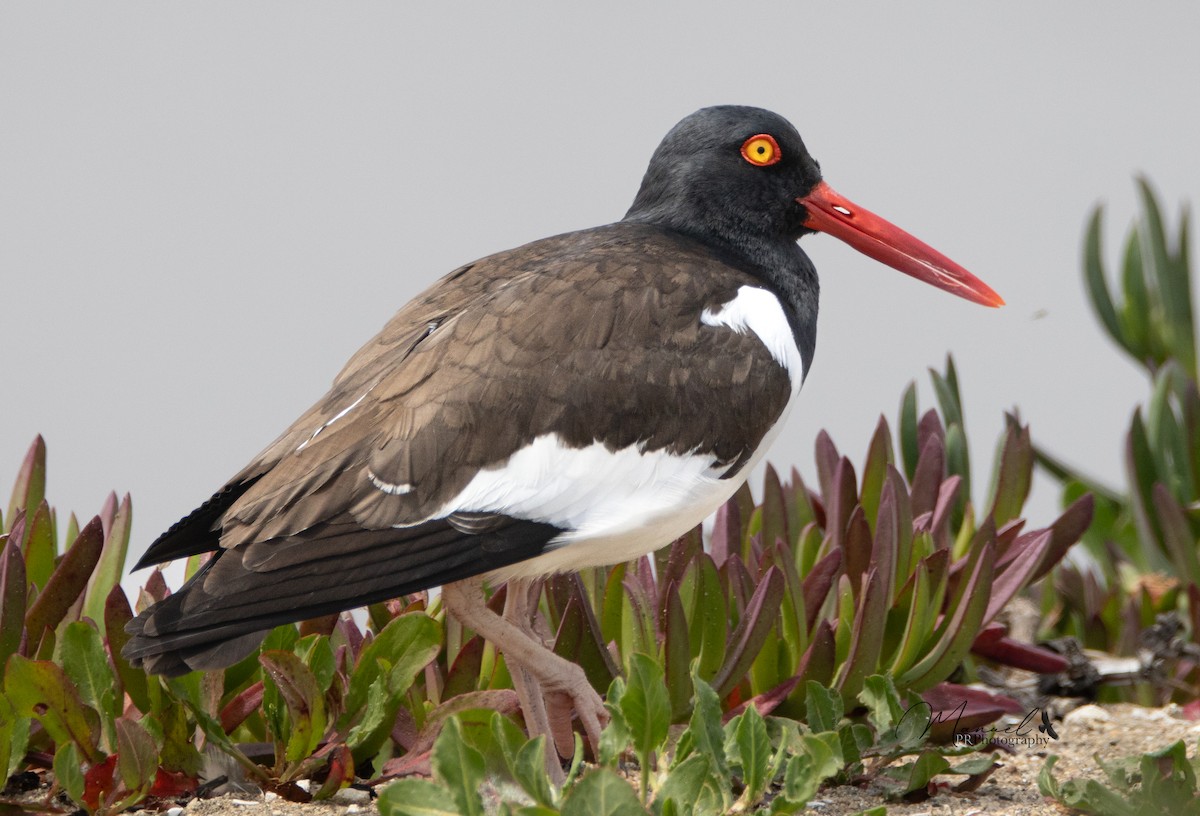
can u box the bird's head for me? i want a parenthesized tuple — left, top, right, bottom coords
(625, 105, 1003, 308)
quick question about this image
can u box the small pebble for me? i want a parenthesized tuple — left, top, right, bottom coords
(167, 808, 185, 816)
(231, 800, 259, 807)
(346, 806, 364, 814)
(334, 787, 372, 805)
(1063, 704, 1111, 727)
(264, 791, 279, 802)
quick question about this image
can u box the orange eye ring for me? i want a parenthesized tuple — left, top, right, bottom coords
(741, 133, 781, 167)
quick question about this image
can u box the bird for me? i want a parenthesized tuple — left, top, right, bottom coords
(124, 105, 1002, 765)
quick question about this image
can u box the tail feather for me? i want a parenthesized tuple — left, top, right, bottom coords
(123, 515, 561, 676)
(131, 477, 260, 570)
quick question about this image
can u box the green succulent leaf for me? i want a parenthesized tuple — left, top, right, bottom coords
(804, 681, 843, 733)
(82, 493, 132, 634)
(58, 620, 119, 747)
(621, 652, 670, 788)
(52, 742, 86, 808)
(560, 768, 648, 816)
(510, 735, 554, 808)
(1083, 206, 1125, 349)
(259, 649, 327, 764)
(114, 716, 157, 796)
(378, 778, 465, 816)
(5, 654, 101, 763)
(729, 704, 771, 805)
(431, 717, 486, 816)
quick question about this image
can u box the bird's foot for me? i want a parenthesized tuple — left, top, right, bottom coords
(443, 576, 609, 781)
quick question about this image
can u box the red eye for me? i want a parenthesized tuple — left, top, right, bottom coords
(741, 134, 781, 167)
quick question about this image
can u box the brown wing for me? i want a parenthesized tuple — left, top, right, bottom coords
(214, 224, 792, 552)
(126, 223, 795, 674)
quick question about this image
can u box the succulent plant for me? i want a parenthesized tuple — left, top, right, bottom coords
(1038, 180, 1200, 702)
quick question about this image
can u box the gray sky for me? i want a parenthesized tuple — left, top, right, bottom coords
(3, 3, 1198, 572)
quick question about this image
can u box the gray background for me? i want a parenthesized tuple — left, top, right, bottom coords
(2, 3, 1198, 572)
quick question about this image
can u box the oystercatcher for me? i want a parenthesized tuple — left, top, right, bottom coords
(125, 105, 1002, 763)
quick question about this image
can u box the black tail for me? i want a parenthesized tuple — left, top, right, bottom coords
(131, 477, 261, 571)
(123, 514, 561, 675)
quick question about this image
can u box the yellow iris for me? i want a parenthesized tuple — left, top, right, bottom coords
(741, 134, 780, 166)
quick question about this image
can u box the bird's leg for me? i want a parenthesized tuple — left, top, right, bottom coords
(441, 577, 607, 773)
(499, 578, 567, 781)
(502, 579, 578, 763)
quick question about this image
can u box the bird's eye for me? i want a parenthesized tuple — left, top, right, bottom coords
(740, 134, 781, 167)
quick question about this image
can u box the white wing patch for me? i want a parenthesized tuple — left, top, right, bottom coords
(701, 285, 805, 386)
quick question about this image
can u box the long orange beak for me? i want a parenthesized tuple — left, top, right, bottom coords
(798, 181, 1004, 308)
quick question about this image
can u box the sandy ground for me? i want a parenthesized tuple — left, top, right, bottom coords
(37, 703, 1200, 815)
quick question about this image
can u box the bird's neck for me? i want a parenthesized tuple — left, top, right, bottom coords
(619, 211, 820, 378)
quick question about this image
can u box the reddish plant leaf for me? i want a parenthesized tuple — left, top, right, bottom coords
(0, 540, 27, 664)
(724, 674, 801, 721)
(98, 492, 118, 541)
(796, 619, 836, 690)
(444, 635, 485, 698)
(722, 555, 755, 618)
(921, 682, 1023, 742)
(149, 768, 199, 798)
(259, 650, 325, 762)
(83, 754, 117, 812)
(916, 410, 946, 462)
(929, 476, 962, 551)
(802, 549, 842, 632)
(813, 431, 841, 504)
(835, 568, 887, 702)
(220, 682, 265, 734)
(1027, 495, 1093, 584)
(24, 517, 104, 650)
(103, 585, 149, 714)
(970, 627, 1068, 674)
(842, 506, 872, 598)
(314, 743, 355, 800)
(982, 529, 1050, 625)
(660, 530, 701, 609)
(826, 458, 858, 554)
(910, 434, 946, 520)
(552, 585, 618, 694)
(871, 485, 899, 608)
(761, 464, 789, 557)
(379, 749, 432, 780)
(712, 567, 784, 699)
(6, 436, 46, 530)
(708, 499, 740, 568)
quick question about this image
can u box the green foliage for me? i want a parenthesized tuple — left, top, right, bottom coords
(0, 342, 1086, 809)
(380, 669, 1002, 814)
(1039, 180, 1200, 702)
(1040, 740, 1200, 815)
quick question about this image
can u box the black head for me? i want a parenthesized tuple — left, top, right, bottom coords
(624, 105, 1005, 308)
(624, 106, 823, 257)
